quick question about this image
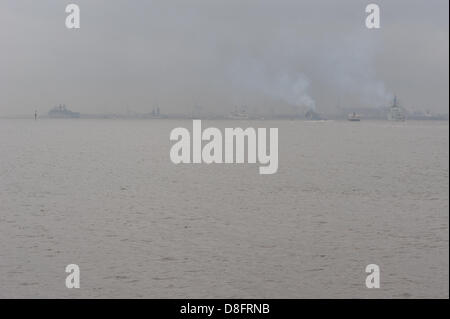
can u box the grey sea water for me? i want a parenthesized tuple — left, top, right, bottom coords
(0, 119, 448, 298)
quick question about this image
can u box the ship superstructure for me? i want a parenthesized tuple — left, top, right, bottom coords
(48, 104, 80, 118)
(387, 96, 406, 121)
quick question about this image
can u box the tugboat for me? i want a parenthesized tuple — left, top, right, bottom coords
(387, 96, 406, 121)
(48, 104, 80, 118)
(347, 112, 361, 121)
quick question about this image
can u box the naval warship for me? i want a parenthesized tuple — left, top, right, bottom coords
(48, 104, 80, 118)
(387, 96, 406, 121)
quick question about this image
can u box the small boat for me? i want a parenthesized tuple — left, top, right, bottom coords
(347, 112, 361, 121)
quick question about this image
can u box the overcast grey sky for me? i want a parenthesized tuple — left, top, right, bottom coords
(0, 0, 448, 116)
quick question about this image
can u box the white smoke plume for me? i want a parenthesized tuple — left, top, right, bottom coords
(229, 59, 316, 111)
(318, 31, 394, 109)
(267, 73, 316, 111)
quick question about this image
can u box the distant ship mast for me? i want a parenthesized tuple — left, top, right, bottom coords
(393, 95, 398, 108)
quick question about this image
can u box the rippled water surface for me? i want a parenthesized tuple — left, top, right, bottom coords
(0, 119, 448, 298)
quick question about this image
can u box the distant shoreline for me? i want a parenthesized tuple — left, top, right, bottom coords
(1, 115, 448, 121)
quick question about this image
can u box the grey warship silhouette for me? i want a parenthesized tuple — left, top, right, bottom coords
(48, 104, 80, 118)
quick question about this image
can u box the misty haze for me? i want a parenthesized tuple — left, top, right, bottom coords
(0, 0, 448, 299)
(0, 0, 448, 118)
